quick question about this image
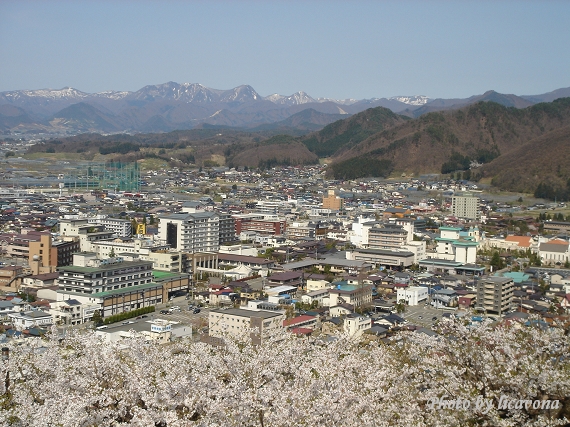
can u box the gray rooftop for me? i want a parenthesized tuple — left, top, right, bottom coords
(210, 308, 283, 319)
(539, 243, 568, 253)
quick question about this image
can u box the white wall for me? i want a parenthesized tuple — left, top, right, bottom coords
(397, 286, 428, 306)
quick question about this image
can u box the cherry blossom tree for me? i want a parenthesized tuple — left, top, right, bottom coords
(0, 318, 568, 426)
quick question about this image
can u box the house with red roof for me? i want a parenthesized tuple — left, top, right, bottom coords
(283, 315, 317, 331)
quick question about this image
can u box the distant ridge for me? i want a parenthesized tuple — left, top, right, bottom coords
(0, 82, 568, 135)
(24, 96, 570, 198)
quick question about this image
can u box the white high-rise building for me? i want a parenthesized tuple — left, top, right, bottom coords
(158, 212, 221, 253)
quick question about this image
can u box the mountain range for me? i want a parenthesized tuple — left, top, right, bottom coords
(2, 81, 570, 135)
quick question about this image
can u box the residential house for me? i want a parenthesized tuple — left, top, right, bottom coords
(8, 310, 53, 328)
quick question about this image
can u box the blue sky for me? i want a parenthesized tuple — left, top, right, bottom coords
(1, 0, 569, 100)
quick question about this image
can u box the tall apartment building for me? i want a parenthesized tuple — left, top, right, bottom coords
(218, 212, 237, 244)
(158, 212, 221, 253)
(451, 192, 480, 221)
(476, 276, 514, 316)
(322, 189, 343, 210)
(181, 201, 235, 245)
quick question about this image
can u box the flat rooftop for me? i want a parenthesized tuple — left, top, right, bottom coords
(210, 308, 282, 319)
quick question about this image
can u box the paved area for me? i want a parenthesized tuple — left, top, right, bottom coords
(155, 295, 211, 325)
(399, 303, 457, 328)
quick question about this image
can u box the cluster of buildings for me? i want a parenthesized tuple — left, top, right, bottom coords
(1, 164, 570, 343)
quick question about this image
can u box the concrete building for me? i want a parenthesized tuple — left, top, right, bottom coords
(95, 318, 175, 344)
(49, 298, 100, 326)
(368, 224, 409, 250)
(306, 279, 330, 292)
(233, 214, 286, 236)
(88, 216, 132, 238)
(141, 250, 190, 273)
(57, 257, 155, 295)
(451, 192, 480, 221)
(344, 314, 372, 337)
(0, 230, 50, 260)
(301, 289, 330, 307)
(348, 216, 378, 248)
(28, 233, 79, 274)
(91, 237, 168, 260)
(218, 212, 237, 244)
(158, 212, 221, 253)
(476, 276, 514, 316)
(397, 286, 429, 306)
(54, 257, 185, 318)
(543, 221, 570, 234)
(322, 189, 343, 210)
(329, 284, 372, 308)
(433, 226, 478, 264)
(0, 265, 25, 291)
(265, 285, 298, 298)
(208, 307, 285, 345)
(59, 219, 114, 252)
(347, 248, 415, 269)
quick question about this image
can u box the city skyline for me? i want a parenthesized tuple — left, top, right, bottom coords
(1, 1, 569, 100)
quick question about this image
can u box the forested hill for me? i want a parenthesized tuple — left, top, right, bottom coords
(324, 98, 570, 190)
(480, 125, 570, 196)
(300, 106, 409, 157)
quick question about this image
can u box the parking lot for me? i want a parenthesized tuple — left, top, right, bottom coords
(400, 304, 457, 328)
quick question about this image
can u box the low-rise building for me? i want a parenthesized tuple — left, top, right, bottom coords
(266, 271, 303, 289)
(347, 248, 415, 269)
(329, 284, 372, 308)
(306, 279, 330, 292)
(301, 289, 330, 307)
(344, 314, 372, 337)
(49, 298, 100, 326)
(208, 307, 285, 345)
(397, 286, 429, 306)
(283, 315, 318, 331)
(95, 319, 175, 344)
(265, 285, 297, 299)
(8, 310, 53, 328)
(0, 265, 24, 291)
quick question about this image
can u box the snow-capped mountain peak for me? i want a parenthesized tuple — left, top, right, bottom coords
(264, 91, 316, 106)
(2, 87, 89, 101)
(389, 95, 430, 106)
(220, 85, 260, 102)
(316, 97, 358, 105)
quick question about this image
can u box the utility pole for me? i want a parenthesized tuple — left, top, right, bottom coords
(2, 347, 9, 393)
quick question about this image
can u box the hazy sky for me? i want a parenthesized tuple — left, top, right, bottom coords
(1, 1, 569, 100)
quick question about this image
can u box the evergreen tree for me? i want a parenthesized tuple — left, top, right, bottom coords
(91, 310, 103, 327)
